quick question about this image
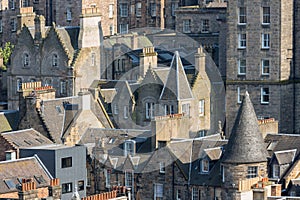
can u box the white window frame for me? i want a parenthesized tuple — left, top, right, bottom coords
(105, 169, 111, 188)
(238, 59, 246, 75)
(181, 103, 190, 116)
(17, 78, 22, 91)
(113, 104, 119, 114)
(150, 3, 156, 17)
(125, 170, 133, 188)
(145, 102, 155, 119)
(171, 3, 178, 17)
(237, 87, 242, 103)
(183, 19, 191, 33)
(52, 54, 58, 67)
(201, 19, 209, 33)
(238, 7, 246, 24)
(91, 52, 96, 66)
(24, 53, 29, 66)
(154, 183, 163, 200)
(119, 24, 128, 34)
(221, 165, 225, 182)
(192, 188, 199, 200)
(66, 8, 72, 21)
(109, 4, 114, 18)
(201, 159, 209, 173)
(176, 189, 181, 200)
(261, 59, 270, 75)
(261, 87, 269, 104)
(124, 140, 135, 156)
(159, 162, 165, 174)
(238, 33, 246, 49)
(11, 18, 16, 32)
(22, 0, 29, 7)
(262, 7, 270, 25)
(124, 106, 129, 119)
(120, 3, 128, 17)
(262, 33, 270, 49)
(199, 100, 205, 116)
(247, 166, 258, 178)
(9, 0, 15, 10)
(136, 2, 141, 17)
(272, 163, 279, 178)
(60, 80, 66, 95)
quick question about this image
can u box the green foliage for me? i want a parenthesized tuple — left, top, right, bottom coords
(0, 42, 14, 71)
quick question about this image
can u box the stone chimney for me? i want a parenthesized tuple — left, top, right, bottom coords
(140, 46, 157, 77)
(78, 8, 101, 49)
(131, 33, 138, 49)
(34, 15, 46, 42)
(18, 179, 38, 200)
(194, 46, 206, 74)
(17, 7, 35, 32)
(48, 178, 61, 200)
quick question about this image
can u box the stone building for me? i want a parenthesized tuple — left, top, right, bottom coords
(225, 0, 294, 135)
(0, 0, 117, 46)
(7, 8, 102, 110)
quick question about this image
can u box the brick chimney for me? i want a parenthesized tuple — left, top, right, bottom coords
(48, 178, 61, 200)
(18, 179, 38, 200)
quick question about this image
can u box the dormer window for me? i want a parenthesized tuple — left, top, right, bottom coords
(52, 54, 58, 67)
(201, 159, 209, 173)
(23, 53, 29, 66)
(159, 162, 165, 174)
(124, 140, 136, 156)
(272, 164, 280, 178)
(145, 102, 155, 119)
(66, 8, 72, 21)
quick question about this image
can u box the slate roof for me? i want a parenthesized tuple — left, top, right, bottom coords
(1, 128, 53, 148)
(222, 92, 268, 164)
(103, 34, 153, 49)
(265, 134, 300, 157)
(0, 156, 52, 194)
(160, 51, 194, 100)
(0, 111, 19, 133)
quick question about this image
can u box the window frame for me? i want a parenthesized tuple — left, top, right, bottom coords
(145, 102, 155, 119)
(62, 182, 72, 194)
(183, 19, 191, 33)
(135, 2, 141, 17)
(52, 54, 58, 67)
(201, 19, 209, 33)
(120, 3, 128, 17)
(78, 180, 84, 191)
(61, 157, 72, 168)
(154, 183, 163, 200)
(192, 187, 199, 200)
(23, 53, 29, 67)
(262, 33, 270, 49)
(124, 106, 129, 119)
(125, 170, 133, 188)
(119, 24, 128, 34)
(238, 7, 247, 25)
(261, 87, 270, 104)
(238, 59, 246, 75)
(237, 87, 242, 104)
(159, 162, 165, 174)
(109, 4, 114, 18)
(261, 59, 270, 75)
(238, 33, 247, 49)
(66, 8, 72, 21)
(201, 158, 209, 173)
(199, 100, 205, 116)
(262, 7, 270, 25)
(171, 3, 178, 17)
(247, 166, 258, 178)
(272, 163, 280, 178)
(150, 3, 156, 17)
(60, 80, 66, 95)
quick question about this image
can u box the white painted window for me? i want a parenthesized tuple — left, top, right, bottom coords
(154, 183, 163, 200)
(159, 162, 165, 173)
(238, 33, 246, 48)
(262, 7, 270, 24)
(183, 19, 191, 33)
(146, 102, 155, 119)
(221, 165, 225, 182)
(201, 159, 209, 173)
(237, 87, 242, 103)
(272, 164, 279, 178)
(238, 7, 246, 24)
(262, 33, 270, 49)
(105, 169, 111, 188)
(22, 0, 29, 7)
(176, 189, 181, 200)
(247, 166, 258, 178)
(24, 53, 29, 66)
(124, 140, 135, 156)
(109, 4, 114, 18)
(113, 104, 119, 114)
(119, 24, 128, 34)
(60, 80, 66, 94)
(261, 87, 269, 104)
(125, 170, 133, 188)
(136, 2, 141, 17)
(199, 100, 205, 116)
(17, 78, 22, 91)
(201, 19, 209, 33)
(181, 103, 190, 116)
(120, 3, 128, 17)
(192, 188, 199, 200)
(66, 8, 72, 21)
(124, 106, 129, 119)
(238, 59, 246, 75)
(262, 59, 270, 75)
(150, 3, 156, 17)
(52, 54, 58, 67)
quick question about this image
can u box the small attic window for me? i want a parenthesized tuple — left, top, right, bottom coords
(34, 175, 46, 184)
(24, 140, 33, 145)
(201, 159, 209, 173)
(4, 179, 16, 189)
(35, 138, 45, 144)
(52, 54, 58, 67)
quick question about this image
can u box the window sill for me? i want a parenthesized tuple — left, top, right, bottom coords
(261, 102, 269, 105)
(237, 23, 246, 26)
(237, 47, 246, 50)
(262, 23, 270, 26)
(261, 47, 270, 50)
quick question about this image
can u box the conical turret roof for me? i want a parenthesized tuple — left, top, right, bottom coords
(222, 92, 268, 164)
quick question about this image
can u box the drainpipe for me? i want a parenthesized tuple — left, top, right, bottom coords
(172, 162, 175, 200)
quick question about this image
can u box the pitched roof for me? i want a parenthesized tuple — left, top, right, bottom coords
(0, 156, 52, 194)
(1, 128, 53, 148)
(159, 51, 194, 101)
(265, 134, 300, 157)
(274, 149, 296, 165)
(222, 92, 268, 164)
